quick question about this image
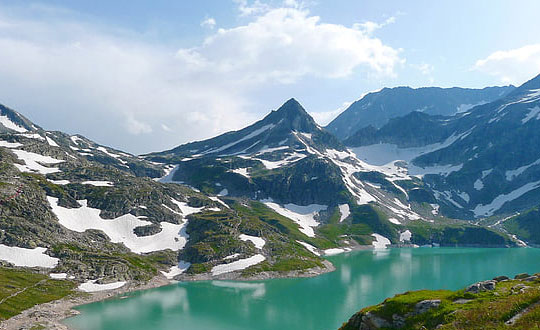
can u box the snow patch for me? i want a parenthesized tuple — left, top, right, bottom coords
(474, 179, 484, 190)
(0, 245, 58, 268)
(522, 106, 540, 124)
(506, 158, 540, 181)
(48, 197, 192, 254)
(239, 234, 265, 249)
(0, 115, 27, 132)
(371, 233, 391, 249)
(160, 261, 190, 279)
(262, 200, 327, 237)
(296, 241, 320, 256)
(12, 150, 64, 174)
(0, 140, 23, 148)
(45, 136, 59, 147)
(78, 280, 126, 292)
(231, 167, 250, 178)
(82, 181, 113, 187)
(388, 218, 401, 225)
(211, 254, 266, 276)
(218, 189, 228, 196)
(338, 204, 350, 222)
(473, 181, 540, 217)
(49, 273, 68, 279)
(399, 230, 412, 242)
(49, 179, 70, 185)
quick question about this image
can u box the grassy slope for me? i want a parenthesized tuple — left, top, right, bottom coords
(0, 267, 76, 321)
(340, 275, 540, 330)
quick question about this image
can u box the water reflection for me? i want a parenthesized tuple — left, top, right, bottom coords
(66, 248, 540, 330)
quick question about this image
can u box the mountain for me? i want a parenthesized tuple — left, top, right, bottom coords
(147, 98, 514, 249)
(346, 74, 540, 239)
(0, 102, 338, 291)
(326, 85, 515, 141)
(0, 90, 524, 323)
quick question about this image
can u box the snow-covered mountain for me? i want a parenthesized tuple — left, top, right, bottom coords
(346, 74, 540, 233)
(147, 98, 512, 248)
(326, 85, 515, 141)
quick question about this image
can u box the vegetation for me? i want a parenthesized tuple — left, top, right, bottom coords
(340, 274, 540, 330)
(0, 267, 76, 320)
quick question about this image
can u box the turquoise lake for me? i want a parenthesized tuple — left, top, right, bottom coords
(65, 248, 540, 330)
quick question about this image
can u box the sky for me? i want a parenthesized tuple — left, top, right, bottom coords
(1, 0, 540, 154)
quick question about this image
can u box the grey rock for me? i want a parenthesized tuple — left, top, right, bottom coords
(465, 280, 497, 293)
(414, 299, 441, 314)
(493, 275, 509, 282)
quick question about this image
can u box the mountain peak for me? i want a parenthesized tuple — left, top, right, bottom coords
(274, 98, 309, 117)
(0, 104, 40, 133)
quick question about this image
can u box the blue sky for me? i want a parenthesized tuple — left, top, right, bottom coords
(0, 0, 540, 154)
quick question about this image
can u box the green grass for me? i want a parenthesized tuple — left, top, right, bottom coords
(0, 267, 76, 320)
(340, 276, 540, 330)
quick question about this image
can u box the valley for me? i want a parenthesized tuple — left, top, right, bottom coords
(1, 75, 540, 329)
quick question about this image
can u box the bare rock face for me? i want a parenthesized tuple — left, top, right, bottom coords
(465, 280, 497, 293)
(414, 299, 441, 314)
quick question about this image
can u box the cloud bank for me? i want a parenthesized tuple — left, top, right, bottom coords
(474, 44, 540, 85)
(0, 2, 403, 154)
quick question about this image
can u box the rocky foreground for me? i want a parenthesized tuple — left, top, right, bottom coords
(340, 273, 540, 330)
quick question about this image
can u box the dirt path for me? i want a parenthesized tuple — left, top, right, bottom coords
(505, 299, 540, 326)
(0, 279, 47, 306)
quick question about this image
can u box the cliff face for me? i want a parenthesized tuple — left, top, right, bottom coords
(339, 273, 540, 330)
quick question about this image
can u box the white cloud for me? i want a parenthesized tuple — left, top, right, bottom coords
(310, 101, 352, 126)
(474, 44, 540, 85)
(354, 16, 396, 35)
(200, 17, 216, 29)
(234, 0, 271, 16)
(180, 8, 403, 84)
(0, 4, 403, 154)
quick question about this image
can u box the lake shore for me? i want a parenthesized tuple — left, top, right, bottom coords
(0, 259, 336, 330)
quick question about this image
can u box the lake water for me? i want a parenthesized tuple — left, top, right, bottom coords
(65, 248, 540, 330)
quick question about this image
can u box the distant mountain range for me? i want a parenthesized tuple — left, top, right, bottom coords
(2, 74, 540, 306)
(326, 85, 515, 140)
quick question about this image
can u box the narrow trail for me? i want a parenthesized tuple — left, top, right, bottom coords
(506, 299, 540, 326)
(0, 279, 48, 306)
(0, 184, 24, 206)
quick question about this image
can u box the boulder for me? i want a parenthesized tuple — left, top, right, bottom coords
(514, 273, 530, 279)
(465, 280, 497, 293)
(493, 275, 509, 282)
(414, 299, 441, 314)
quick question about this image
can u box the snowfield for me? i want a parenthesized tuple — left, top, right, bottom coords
(0, 140, 23, 148)
(473, 181, 540, 217)
(296, 241, 320, 256)
(338, 204, 350, 222)
(211, 254, 266, 276)
(78, 280, 126, 292)
(262, 200, 327, 237)
(12, 149, 64, 174)
(239, 234, 266, 249)
(82, 180, 114, 187)
(161, 261, 191, 279)
(47, 197, 196, 254)
(231, 167, 250, 178)
(0, 244, 59, 268)
(371, 233, 391, 249)
(0, 114, 27, 132)
(399, 230, 412, 242)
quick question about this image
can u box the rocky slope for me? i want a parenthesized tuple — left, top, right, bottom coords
(345, 74, 540, 243)
(0, 103, 336, 291)
(326, 85, 515, 141)
(339, 272, 540, 330)
(145, 98, 514, 250)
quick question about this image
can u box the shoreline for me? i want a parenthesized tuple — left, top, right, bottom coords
(0, 260, 335, 330)
(0, 245, 526, 329)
